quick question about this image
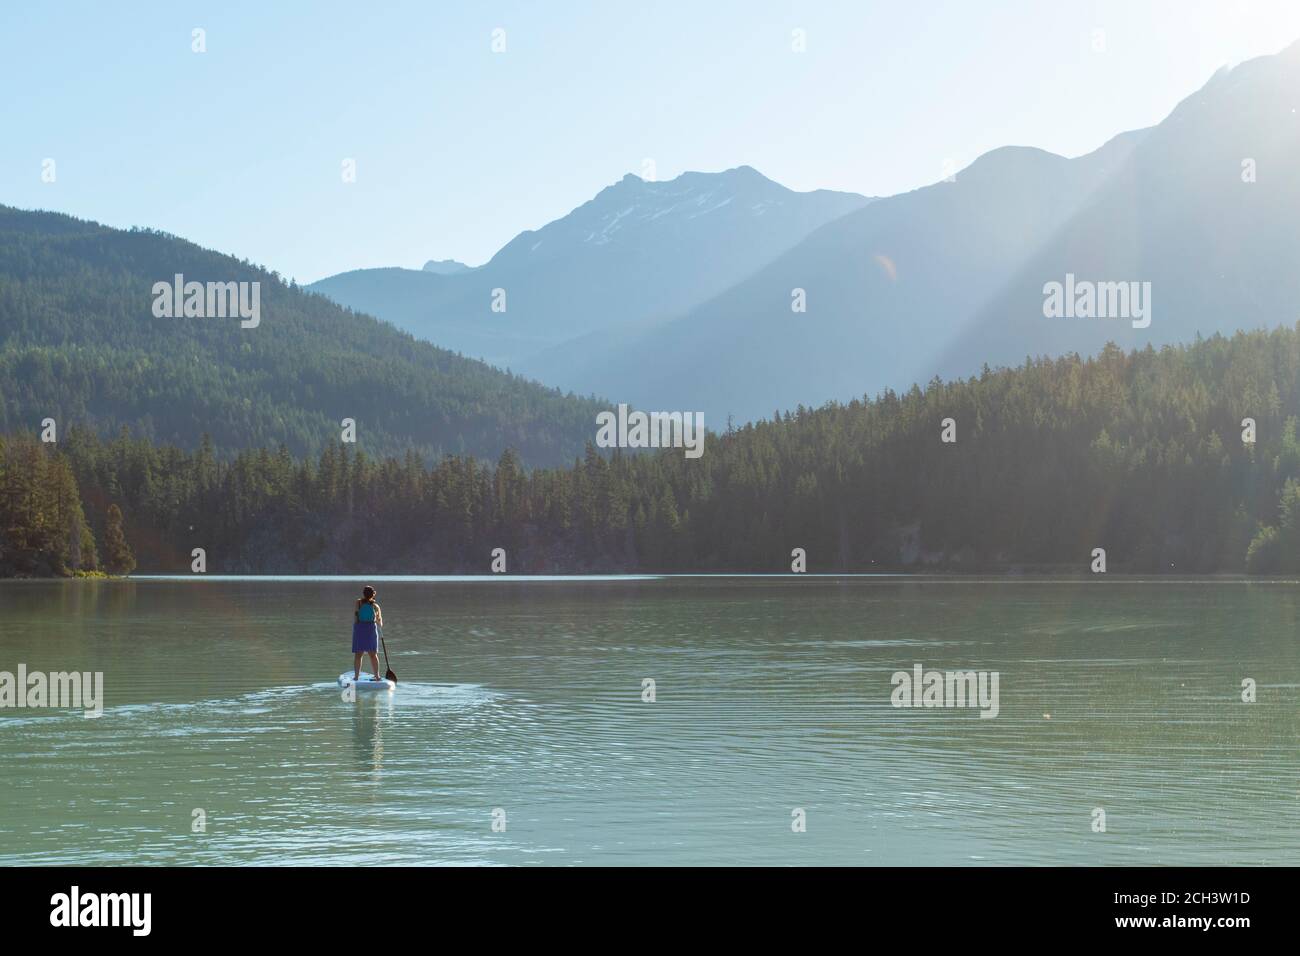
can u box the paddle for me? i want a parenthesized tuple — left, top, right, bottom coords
(379, 624, 397, 684)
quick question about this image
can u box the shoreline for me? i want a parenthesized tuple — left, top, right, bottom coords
(3, 571, 1295, 583)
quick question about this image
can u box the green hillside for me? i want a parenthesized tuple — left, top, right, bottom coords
(0, 205, 605, 467)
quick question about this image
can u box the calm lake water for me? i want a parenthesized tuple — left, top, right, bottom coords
(0, 576, 1296, 866)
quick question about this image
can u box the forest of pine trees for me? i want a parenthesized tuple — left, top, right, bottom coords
(0, 205, 606, 467)
(7, 327, 1300, 576)
(0, 432, 97, 576)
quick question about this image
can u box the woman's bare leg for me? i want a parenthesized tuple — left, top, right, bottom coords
(354, 652, 363, 681)
(369, 651, 380, 679)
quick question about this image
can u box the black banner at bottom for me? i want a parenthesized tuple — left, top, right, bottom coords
(0, 866, 1284, 942)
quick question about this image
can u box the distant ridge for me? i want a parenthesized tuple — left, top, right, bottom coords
(423, 258, 473, 275)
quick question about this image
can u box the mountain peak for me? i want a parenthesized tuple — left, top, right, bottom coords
(311, 165, 869, 376)
(612, 165, 775, 191)
(422, 258, 473, 275)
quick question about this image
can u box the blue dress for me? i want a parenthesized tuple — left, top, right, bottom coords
(351, 621, 378, 653)
(352, 603, 379, 653)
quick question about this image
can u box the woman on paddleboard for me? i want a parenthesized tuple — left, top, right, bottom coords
(352, 586, 384, 682)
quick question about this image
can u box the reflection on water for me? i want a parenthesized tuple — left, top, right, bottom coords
(0, 576, 1296, 865)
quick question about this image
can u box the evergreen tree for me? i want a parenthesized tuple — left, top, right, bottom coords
(102, 504, 135, 575)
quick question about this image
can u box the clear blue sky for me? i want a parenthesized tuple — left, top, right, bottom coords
(3, 0, 1299, 283)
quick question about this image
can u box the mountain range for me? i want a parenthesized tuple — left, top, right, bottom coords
(6, 42, 1299, 465)
(311, 41, 1300, 426)
(308, 168, 872, 390)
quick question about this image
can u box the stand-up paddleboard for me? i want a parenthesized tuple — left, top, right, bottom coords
(338, 671, 395, 692)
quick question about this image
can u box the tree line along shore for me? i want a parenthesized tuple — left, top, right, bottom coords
(5, 329, 1300, 576)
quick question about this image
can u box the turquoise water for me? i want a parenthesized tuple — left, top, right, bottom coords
(0, 576, 1296, 865)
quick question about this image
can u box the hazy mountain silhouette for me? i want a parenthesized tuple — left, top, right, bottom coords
(574, 42, 1300, 424)
(308, 166, 871, 373)
(308, 43, 1300, 428)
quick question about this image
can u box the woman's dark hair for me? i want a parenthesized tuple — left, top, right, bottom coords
(362, 586, 376, 601)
